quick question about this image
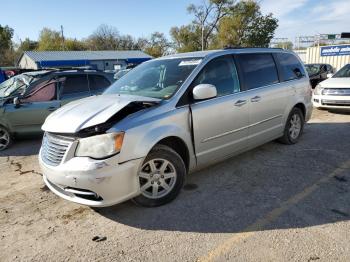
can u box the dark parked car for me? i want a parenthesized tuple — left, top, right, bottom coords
(305, 63, 334, 88)
(0, 69, 113, 150)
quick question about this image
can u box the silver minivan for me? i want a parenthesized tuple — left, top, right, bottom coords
(39, 48, 312, 207)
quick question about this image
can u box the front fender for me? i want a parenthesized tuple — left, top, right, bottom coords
(0, 109, 11, 130)
(120, 124, 193, 161)
(117, 108, 195, 168)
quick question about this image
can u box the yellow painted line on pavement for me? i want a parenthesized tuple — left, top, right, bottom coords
(198, 159, 350, 262)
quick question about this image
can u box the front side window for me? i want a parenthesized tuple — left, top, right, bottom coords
(104, 58, 201, 99)
(326, 65, 333, 73)
(61, 75, 89, 95)
(276, 53, 306, 81)
(237, 53, 279, 90)
(305, 64, 321, 76)
(191, 55, 240, 97)
(21, 82, 56, 103)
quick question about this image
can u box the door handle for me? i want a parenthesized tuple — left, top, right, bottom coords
(234, 100, 247, 107)
(251, 96, 261, 102)
(47, 106, 58, 111)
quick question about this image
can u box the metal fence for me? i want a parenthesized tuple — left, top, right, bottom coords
(295, 44, 350, 71)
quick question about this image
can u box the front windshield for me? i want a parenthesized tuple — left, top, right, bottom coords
(0, 74, 36, 98)
(305, 65, 320, 75)
(333, 64, 350, 78)
(104, 57, 202, 99)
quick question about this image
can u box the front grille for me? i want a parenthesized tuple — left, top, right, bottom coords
(322, 88, 350, 96)
(322, 99, 350, 106)
(41, 133, 74, 166)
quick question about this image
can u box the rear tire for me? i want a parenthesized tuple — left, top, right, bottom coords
(278, 107, 304, 145)
(133, 145, 186, 207)
(0, 125, 12, 151)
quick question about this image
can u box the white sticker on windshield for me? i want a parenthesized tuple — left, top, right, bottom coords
(179, 59, 202, 66)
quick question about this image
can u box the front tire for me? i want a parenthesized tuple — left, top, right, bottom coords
(278, 107, 304, 145)
(0, 126, 12, 151)
(133, 145, 186, 207)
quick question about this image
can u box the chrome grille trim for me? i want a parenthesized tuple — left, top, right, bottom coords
(322, 88, 350, 96)
(321, 99, 350, 106)
(41, 133, 74, 166)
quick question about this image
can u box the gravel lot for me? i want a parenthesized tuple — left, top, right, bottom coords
(0, 108, 350, 262)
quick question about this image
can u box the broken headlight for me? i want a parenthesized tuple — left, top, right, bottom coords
(75, 132, 124, 159)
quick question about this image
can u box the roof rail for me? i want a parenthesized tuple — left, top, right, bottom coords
(40, 66, 100, 72)
(223, 46, 284, 50)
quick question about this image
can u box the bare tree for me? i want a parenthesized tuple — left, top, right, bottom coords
(187, 0, 234, 50)
(87, 24, 120, 50)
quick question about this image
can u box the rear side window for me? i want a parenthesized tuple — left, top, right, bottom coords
(237, 53, 279, 90)
(192, 55, 240, 97)
(275, 53, 306, 81)
(88, 75, 111, 91)
(61, 75, 89, 95)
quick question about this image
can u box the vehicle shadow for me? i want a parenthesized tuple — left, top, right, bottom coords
(328, 109, 350, 115)
(97, 122, 350, 233)
(0, 135, 42, 157)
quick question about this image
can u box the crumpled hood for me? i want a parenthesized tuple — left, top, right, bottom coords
(42, 94, 160, 133)
(319, 77, 350, 88)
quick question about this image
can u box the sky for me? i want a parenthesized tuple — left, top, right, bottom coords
(1, 0, 350, 44)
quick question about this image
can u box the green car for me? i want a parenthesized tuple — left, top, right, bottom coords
(0, 69, 113, 150)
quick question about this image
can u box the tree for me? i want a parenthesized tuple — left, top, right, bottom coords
(64, 38, 87, 51)
(37, 28, 63, 51)
(142, 32, 171, 57)
(87, 24, 120, 50)
(170, 25, 202, 52)
(171, 0, 278, 52)
(171, 0, 234, 51)
(18, 38, 38, 51)
(86, 24, 140, 50)
(217, 1, 278, 48)
(0, 24, 14, 66)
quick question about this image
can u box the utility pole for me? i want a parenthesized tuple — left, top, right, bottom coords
(201, 24, 204, 51)
(60, 25, 65, 51)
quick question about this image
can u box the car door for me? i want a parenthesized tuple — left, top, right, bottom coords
(88, 74, 112, 95)
(4, 80, 60, 134)
(189, 55, 250, 166)
(59, 74, 91, 106)
(236, 53, 286, 148)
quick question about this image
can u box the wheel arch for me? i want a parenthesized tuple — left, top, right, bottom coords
(153, 136, 190, 172)
(293, 102, 306, 119)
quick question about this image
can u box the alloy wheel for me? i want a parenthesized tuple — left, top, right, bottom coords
(289, 114, 302, 140)
(0, 127, 10, 151)
(139, 158, 177, 199)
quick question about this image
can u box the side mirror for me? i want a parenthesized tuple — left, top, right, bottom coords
(192, 84, 217, 100)
(293, 68, 303, 79)
(13, 97, 20, 107)
(327, 73, 333, 78)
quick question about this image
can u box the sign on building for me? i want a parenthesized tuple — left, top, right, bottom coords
(321, 45, 350, 56)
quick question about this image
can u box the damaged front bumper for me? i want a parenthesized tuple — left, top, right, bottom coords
(39, 150, 144, 207)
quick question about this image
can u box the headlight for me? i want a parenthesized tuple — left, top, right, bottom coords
(75, 132, 124, 159)
(314, 84, 323, 95)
